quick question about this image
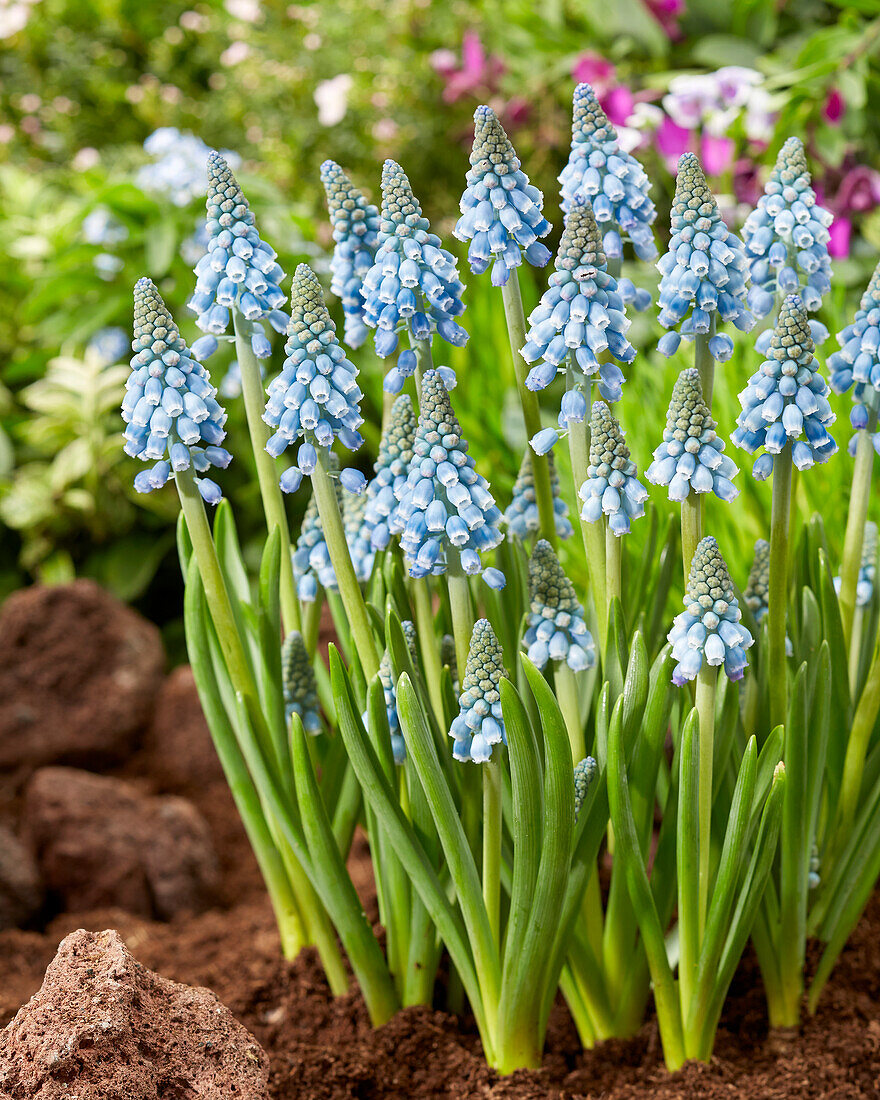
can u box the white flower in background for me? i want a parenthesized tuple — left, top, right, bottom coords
(0, 0, 39, 39)
(225, 0, 260, 21)
(220, 40, 250, 66)
(663, 74, 721, 129)
(82, 207, 128, 246)
(743, 86, 775, 143)
(662, 67, 774, 142)
(715, 67, 763, 108)
(314, 74, 353, 127)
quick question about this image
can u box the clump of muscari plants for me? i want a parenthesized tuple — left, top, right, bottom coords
(120, 94, 880, 1077)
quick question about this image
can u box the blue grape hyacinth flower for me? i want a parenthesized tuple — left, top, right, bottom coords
(524, 539, 595, 672)
(828, 260, 880, 453)
(449, 619, 507, 763)
(320, 160, 380, 350)
(453, 104, 552, 287)
(574, 756, 598, 821)
(292, 463, 344, 601)
(521, 200, 635, 407)
(744, 538, 771, 624)
(362, 393, 417, 551)
(656, 153, 753, 363)
(732, 293, 836, 479)
(835, 521, 877, 609)
(578, 400, 647, 536)
(344, 489, 375, 584)
(646, 367, 739, 502)
(669, 535, 754, 685)
(396, 369, 505, 584)
(361, 160, 468, 360)
(188, 151, 288, 362)
(263, 264, 364, 493)
(504, 450, 573, 541)
(282, 630, 321, 733)
(742, 138, 832, 339)
(123, 278, 231, 505)
(371, 622, 418, 765)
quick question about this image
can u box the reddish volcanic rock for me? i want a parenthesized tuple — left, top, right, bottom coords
(25, 767, 219, 920)
(0, 825, 42, 931)
(144, 665, 224, 791)
(0, 927, 269, 1099)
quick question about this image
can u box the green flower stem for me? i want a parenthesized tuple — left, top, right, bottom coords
(839, 416, 877, 648)
(605, 257, 621, 281)
(681, 491, 703, 590)
(311, 451, 380, 680)
(232, 308, 301, 634)
(695, 322, 716, 408)
(413, 577, 446, 723)
(567, 397, 607, 652)
(769, 448, 793, 730)
(554, 662, 585, 764)
(447, 560, 474, 679)
(501, 268, 558, 547)
(483, 758, 503, 948)
(605, 522, 621, 614)
(410, 334, 434, 405)
(695, 665, 717, 936)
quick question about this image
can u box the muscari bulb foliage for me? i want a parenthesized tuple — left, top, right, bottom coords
(578, 400, 647, 536)
(646, 367, 738, 502)
(524, 539, 595, 672)
(282, 631, 321, 733)
(743, 137, 832, 336)
(374, 621, 418, 765)
(293, 460, 344, 601)
(559, 82, 656, 305)
(264, 264, 365, 493)
(449, 618, 507, 763)
(396, 369, 505, 585)
(124, 278, 231, 504)
(361, 159, 467, 362)
(504, 450, 573, 541)
(454, 104, 551, 287)
(744, 538, 771, 624)
(522, 200, 635, 417)
(733, 293, 836, 479)
(668, 535, 753, 685)
(361, 393, 417, 551)
(656, 152, 753, 363)
(188, 151, 288, 362)
(574, 756, 598, 822)
(829, 261, 880, 453)
(320, 159, 380, 350)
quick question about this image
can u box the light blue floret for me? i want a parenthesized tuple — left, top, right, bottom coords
(578, 401, 647, 536)
(829, 261, 880, 455)
(574, 757, 598, 822)
(396, 369, 505, 583)
(282, 631, 321, 733)
(522, 200, 634, 409)
(123, 278, 231, 505)
(454, 105, 551, 287)
(657, 153, 753, 363)
(449, 619, 507, 763)
(732, 293, 836, 480)
(370, 622, 419, 765)
(504, 450, 572, 541)
(188, 151, 288, 362)
(320, 160, 380, 350)
(668, 536, 753, 685)
(89, 326, 129, 365)
(646, 368, 738, 502)
(524, 540, 595, 672)
(743, 138, 832, 341)
(361, 160, 468, 360)
(362, 394, 417, 551)
(343, 487, 375, 584)
(263, 264, 365, 492)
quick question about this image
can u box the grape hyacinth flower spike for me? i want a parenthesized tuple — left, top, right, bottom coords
(732, 294, 836, 479)
(344, 489, 375, 584)
(669, 536, 754, 685)
(361, 159, 467, 364)
(282, 631, 321, 733)
(188, 151, 288, 362)
(372, 622, 419, 765)
(578, 400, 647, 536)
(362, 393, 417, 551)
(656, 152, 753, 366)
(293, 474, 343, 601)
(123, 278, 231, 504)
(521, 200, 635, 411)
(744, 539, 771, 624)
(524, 539, 595, 672)
(454, 104, 552, 287)
(264, 264, 365, 492)
(647, 368, 739, 502)
(396, 369, 505, 586)
(559, 82, 657, 296)
(829, 259, 880, 451)
(743, 137, 832, 338)
(574, 757, 598, 822)
(504, 450, 573, 541)
(448, 618, 507, 763)
(320, 160, 380, 350)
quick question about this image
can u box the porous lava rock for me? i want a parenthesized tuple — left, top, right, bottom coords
(0, 927, 269, 1098)
(0, 580, 165, 774)
(0, 824, 43, 930)
(144, 665, 224, 791)
(25, 767, 219, 920)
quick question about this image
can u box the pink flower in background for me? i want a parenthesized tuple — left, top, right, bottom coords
(646, 0, 684, 38)
(603, 86, 635, 128)
(823, 89, 845, 125)
(733, 159, 761, 207)
(701, 133, 735, 175)
(655, 115, 690, 170)
(827, 217, 851, 259)
(571, 53, 614, 89)
(431, 31, 504, 103)
(836, 166, 880, 214)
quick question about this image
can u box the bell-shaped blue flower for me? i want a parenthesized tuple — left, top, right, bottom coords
(454, 104, 551, 287)
(449, 619, 507, 763)
(657, 153, 753, 363)
(343, 486, 375, 584)
(732, 293, 836, 479)
(829, 260, 880, 453)
(188, 151, 288, 360)
(263, 264, 364, 486)
(647, 367, 739, 502)
(522, 200, 635, 406)
(504, 450, 572, 541)
(744, 538, 771, 624)
(123, 278, 231, 505)
(292, 466, 344, 601)
(282, 630, 321, 733)
(396, 369, 504, 580)
(668, 535, 754, 685)
(524, 539, 595, 672)
(743, 138, 832, 337)
(361, 160, 468, 359)
(362, 394, 417, 551)
(579, 400, 647, 536)
(320, 160, 380, 350)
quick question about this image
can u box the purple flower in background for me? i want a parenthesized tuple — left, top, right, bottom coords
(701, 134, 735, 176)
(646, 0, 684, 38)
(430, 31, 504, 104)
(823, 89, 845, 125)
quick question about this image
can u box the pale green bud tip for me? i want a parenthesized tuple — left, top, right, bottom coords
(402, 619, 418, 659)
(864, 259, 880, 307)
(574, 756, 598, 820)
(770, 294, 814, 359)
(864, 522, 878, 566)
(320, 159, 362, 215)
(470, 105, 518, 172)
(774, 137, 808, 182)
(686, 535, 735, 606)
(589, 400, 630, 468)
(381, 393, 417, 462)
(673, 152, 716, 219)
(529, 539, 579, 611)
(557, 202, 605, 272)
(744, 538, 770, 618)
(666, 367, 713, 441)
(463, 618, 506, 689)
(282, 631, 318, 706)
(289, 263, 335, 332)
(380, 159, 423, 225)
(133, 278, 180, 345)
(207, 150, 247, 209)
(418, 369, 463, 438)
(572, 83, 614, 142)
